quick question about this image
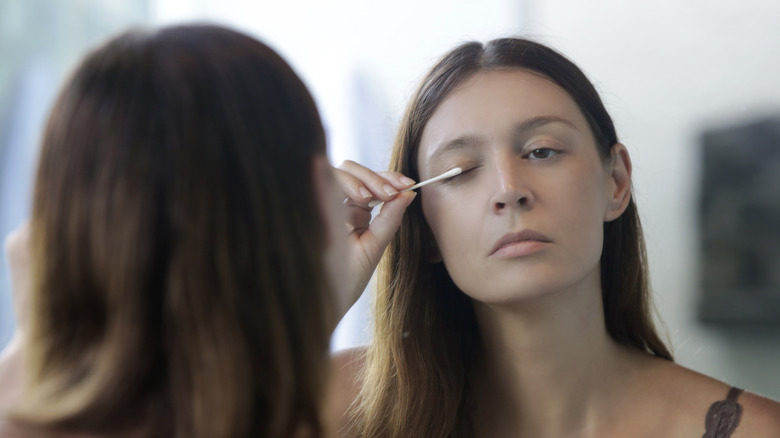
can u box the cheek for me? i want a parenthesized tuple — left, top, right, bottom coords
(555, 156, 610, 213)
(422, 193, 481, 258)
(550, 166, 610, 254)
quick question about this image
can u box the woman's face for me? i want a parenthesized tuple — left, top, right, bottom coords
(417, 69, 628, 305)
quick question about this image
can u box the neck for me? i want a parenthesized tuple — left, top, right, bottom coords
(470, 269, 643, 438)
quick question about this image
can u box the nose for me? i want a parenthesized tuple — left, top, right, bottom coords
(490, 160, 533, 213)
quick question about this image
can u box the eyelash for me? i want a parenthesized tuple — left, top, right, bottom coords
(439, 147, 560, 184)
(523, 147, 560, 160)
(442, 165, 480, 183)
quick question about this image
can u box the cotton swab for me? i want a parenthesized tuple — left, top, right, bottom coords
(367, 167, 462, 208)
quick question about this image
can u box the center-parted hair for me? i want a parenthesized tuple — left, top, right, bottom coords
(352, 37, 672, 438)
(16, 25, 332, 438)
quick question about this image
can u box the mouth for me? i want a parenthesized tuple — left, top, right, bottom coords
(489, 230, 553, 257)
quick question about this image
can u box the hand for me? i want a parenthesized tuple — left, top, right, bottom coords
(4, 222, 31, 333)
(0, 225, 29, 412)
(332, 160, 417, 318)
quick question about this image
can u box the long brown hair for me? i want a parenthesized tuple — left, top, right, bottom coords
(354, 38, 672, 437)
(14, 24, 332, 438)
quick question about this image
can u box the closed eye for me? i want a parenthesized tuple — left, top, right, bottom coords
(442, 165, 480, 183)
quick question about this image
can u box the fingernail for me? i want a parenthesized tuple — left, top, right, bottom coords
(383, 185, 398, 196)
(400, 176, 415, 186)
(359, 186, 372, 198)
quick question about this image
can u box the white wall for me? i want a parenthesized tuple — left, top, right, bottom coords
(152, 0, 525, 165)
(524, 0, 780, 398)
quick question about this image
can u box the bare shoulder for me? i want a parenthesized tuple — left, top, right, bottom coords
(330, 345, 369, 404)
(658, 361, 780, 435)
(639, 358, 780, 437)
(332, 346, 368, 376)
(325, 346, 368, 438)
(734, 390, 780, 438)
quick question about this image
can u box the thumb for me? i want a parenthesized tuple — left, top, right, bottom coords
(359, 191, 416, 261)
(338, 191, 416, 319)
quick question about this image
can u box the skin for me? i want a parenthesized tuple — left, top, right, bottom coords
(0, 225, 29, 414)
(418, 68, 638, 438)
(417, 69, 627, 306)
(331, 69, 780, 438)
(316, 155, 417, 319)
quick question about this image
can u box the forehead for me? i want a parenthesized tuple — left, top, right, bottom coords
(418, 69, 590, 166)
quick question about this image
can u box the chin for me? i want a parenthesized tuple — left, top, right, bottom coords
(466, 286, 562, 307)
(460, 271, 591, 307)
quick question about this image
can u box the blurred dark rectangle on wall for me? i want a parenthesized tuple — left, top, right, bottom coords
(698, 116, 780, 325)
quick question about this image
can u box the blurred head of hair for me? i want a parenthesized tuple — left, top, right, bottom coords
(15, 24, 332, 438)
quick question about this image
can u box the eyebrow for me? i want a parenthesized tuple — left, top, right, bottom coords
(427, 115, 578, 164)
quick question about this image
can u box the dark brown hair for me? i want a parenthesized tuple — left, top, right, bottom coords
(354, 37, 672, 437)
(15, 24, 332, 438)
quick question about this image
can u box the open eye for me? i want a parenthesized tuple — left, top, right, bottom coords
(526, 148, 558, 160)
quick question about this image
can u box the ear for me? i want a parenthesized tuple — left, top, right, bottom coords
(604, 143, 632, 222)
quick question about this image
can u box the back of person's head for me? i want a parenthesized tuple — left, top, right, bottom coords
(356, 37, 671, 438)
(14, 24, 332, 438)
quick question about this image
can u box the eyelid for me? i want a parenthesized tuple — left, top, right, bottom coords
(442, 164, 480, 182)
(520, 136, 565, 157)
(519, 134, 564, 149)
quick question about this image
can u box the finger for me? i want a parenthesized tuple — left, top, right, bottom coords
(364, 171, 417, 208)
(377, 171, 416, 190)
(337, 161, 412, 202)
(4, 223, 30, 265)
(357, 191, 416, 260)
(346, 204, 372, 234)
(333, 166, 374, 203)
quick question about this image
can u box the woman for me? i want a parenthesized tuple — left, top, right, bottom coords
(0, 24, 415, 438)
(334, 38, 780, 437)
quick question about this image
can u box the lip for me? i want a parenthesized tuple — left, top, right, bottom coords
(489, 230, 553, 258)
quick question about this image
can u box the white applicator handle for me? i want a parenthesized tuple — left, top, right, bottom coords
(367, 167, 462, 208)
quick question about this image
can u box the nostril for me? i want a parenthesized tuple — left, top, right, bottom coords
(495, 202, 506, 210)
(518, 197, 528, 206)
